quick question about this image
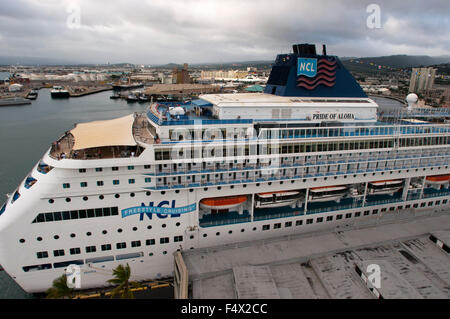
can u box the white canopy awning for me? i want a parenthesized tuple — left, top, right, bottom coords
(71, 114, 136, 151)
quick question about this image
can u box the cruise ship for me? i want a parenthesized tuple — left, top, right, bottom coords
(1, 43, 449, 293)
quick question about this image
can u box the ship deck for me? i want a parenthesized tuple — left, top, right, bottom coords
(178, 209, 450, 299)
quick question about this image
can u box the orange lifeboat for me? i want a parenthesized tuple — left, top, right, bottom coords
(200, 195, 247, 210)
(426, 175, 450, 184)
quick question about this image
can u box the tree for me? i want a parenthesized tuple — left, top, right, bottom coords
(107, 263, 142, 299)
(46, 274, 74, 299)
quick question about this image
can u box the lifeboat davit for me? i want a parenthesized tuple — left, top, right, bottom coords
(308, 185, 348, 203)
(255, 190, 302, 208)
(200, 195, 247, 211)
(368, 180, 403, 195)
(426, 175, 450, 184)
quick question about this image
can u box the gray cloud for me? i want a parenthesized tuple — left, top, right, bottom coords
(0, 0, 448, 64)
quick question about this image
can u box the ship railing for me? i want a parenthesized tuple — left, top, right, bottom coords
(259, 124, 450, 141)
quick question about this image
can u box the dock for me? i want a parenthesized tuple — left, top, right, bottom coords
(174, 208, 450, 299)
(67, 85, 112, 97)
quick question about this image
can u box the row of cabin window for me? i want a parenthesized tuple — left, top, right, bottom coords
(36, 236, 184, 259)
(155, 137, 449, 160)
(32, 207, 119, 223)
(62, 178, 152, 189)
(78, 165, 152, 173)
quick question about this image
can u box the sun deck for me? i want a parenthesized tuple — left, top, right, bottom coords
(49, 113, 154, 160)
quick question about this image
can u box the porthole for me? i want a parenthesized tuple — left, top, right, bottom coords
(190, 235, 194, 239)
(83, 196, 88, 201)
(102, 230, 107, 235)
(241, 229, 245, 232)
(147, 225, 152, 230)
(65, 198, 71, 202)
(291, 180, 295, 184)
(130, 193, 135, 197)
(204, 187, 208, 191)
(228, 230, 232, 234)
(217, 186, 222, 190)
(216, 232, 220, 236)
(70, 233, 76, 238)
(243, 184, 247, 188)
(203, 234, 207, 238)
(268, 182, 272, 185)
(19, 239, 25, 243)
(161, 191, 166, 195)
(230, 185, 234, 189)
(176, 222, 180, 227)
(149, 253, 153, 256)
(162, 224, 166, 228)
(48, 199, 54, 204)
(175, 190, 180, 193)
(54, 235, 59, 240)
(189, 189, 194, 192)
(99, 195, 104, 200)
(115, 194, 120, 198)
(280, 181, 283, 184)
(86, 232, 92, 236)
(256, 183, 260, 187)
(117, 228, 123, 233)
(146, 191, 151, 196)
(163, 251, 167, 255)
(37, 237, 42, 241)
(253, 227, 257, 231)
(132, 227, 137, 231)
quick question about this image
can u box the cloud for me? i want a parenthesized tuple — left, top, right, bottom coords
(0, 0, 448, 64)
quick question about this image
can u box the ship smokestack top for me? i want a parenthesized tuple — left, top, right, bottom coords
(322, 44, 327, 56)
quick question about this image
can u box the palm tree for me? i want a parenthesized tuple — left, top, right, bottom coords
(46, 274, 74, 299)
(107, 263, 142, 299)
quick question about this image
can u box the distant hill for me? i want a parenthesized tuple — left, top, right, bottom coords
(342, 55, 450, 73)
(0, 55, 81, 66)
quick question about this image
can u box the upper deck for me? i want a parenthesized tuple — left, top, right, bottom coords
(146, 93, 379, 127)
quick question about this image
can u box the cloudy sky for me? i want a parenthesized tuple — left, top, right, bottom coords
(0, 0, 449, 64)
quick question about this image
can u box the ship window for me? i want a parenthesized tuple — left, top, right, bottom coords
(144, 165, 151, 169)
(146, 239, 155, 246)
(128, 179, 135, 184)
(336, 214, 343, 220)
(262, 225, 270, 231)
(345, 213, 352, 219)
(131, 240, 141, 247)
(296, 220, 303, 226)
(174, 236, 183, 242)
(96, 168, 103, 172)
(326, 216, 333, 221)
(285, 221, 292, 227)
(116, 242, 126, 249)
(316, 217, 323, 223)
(22, 263, 52, 272)
(103, 207, 111, 216)
(70, 248, 81, 255)
(274, 223, 281, 229)
(85, 246, 96, 253)
(116, 252, 143, 260)
(372, 209, 379, 215)
(112, 167, 119, 171)
(63, 183, 70, 189)
(53, 249, 65, 257)
(101, 244, 112, 251)
(97, 181, 104, 186)
(79, 169, 86, 173)
(53, 260, 84, 269)
(113, 180, 120, 185)
(160, 237, 169, 244)
(37, 251, 48, 259)
(128, 166, 134, 170)
(80, 182, 88, 187)
(306, 219, 313, 224)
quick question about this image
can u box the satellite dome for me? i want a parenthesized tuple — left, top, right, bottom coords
(406, 93, 418, 112)
(406, 93, 418, 104)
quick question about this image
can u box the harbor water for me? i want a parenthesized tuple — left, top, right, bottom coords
(0, 90, 403, 298)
